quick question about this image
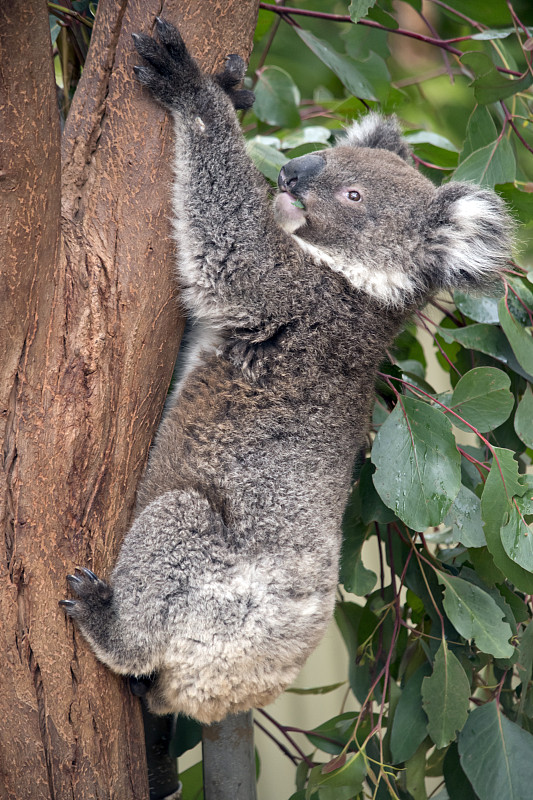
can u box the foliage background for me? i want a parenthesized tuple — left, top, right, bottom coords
(50, 1, 533, 799)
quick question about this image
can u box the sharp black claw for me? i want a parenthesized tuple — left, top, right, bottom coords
(59, 599, 76, 610)
(80, 567, 98, 581)
(131, 32, 139, 42)
(67, 573, 83, 586)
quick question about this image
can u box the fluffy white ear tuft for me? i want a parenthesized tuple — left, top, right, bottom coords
(343, 113, 411, 161)
(425, 183, 514, 291)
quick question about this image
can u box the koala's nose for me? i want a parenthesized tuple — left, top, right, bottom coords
(278, 154, 325, 194)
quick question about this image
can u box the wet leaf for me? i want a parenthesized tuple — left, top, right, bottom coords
(372, 397, 461, 532)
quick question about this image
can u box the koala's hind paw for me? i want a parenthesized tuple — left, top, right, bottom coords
(215, 54, 255, 110)
(132, 18, 201, 107)
(59, 567, 112, 620)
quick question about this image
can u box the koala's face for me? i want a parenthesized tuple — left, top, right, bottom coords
(274, 114, 512, 305)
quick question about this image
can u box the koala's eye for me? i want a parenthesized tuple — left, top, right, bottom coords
(346, 190, 362, 202)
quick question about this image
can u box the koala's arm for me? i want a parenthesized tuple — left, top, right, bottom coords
(133, 19, 296, 328)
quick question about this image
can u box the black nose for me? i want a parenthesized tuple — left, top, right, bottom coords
(278, 154, 325, 194)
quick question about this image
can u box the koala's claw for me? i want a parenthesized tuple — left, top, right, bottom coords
(60, 567, 113, 618)
(215, 54, 255, 111)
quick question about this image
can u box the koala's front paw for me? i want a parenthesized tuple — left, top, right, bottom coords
(59, 567, 113, 621)
(132, 17, 201, 107)
(215, 54, 255, 110)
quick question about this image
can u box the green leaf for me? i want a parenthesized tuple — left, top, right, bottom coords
(471, 28, 516, 41)
(444, 484, 486, 548)
(306, 752, 366, 800)
(422, 641, 471, 749)
(371, 397, 461, 532)
(294, 29, 377, 100)
(281, 127, 332, 149)
(449, 367, 514, 432)
(286, 681, 346, 697)
(253, 66, 300, 127)
(305, 712, 369, 756)
(481, 448, 533, 593)
(406, 131, 459, 152)
(496, 183, 533, 226)
(444, 742, 477, 800)
(348, 0, 377, 23)
(453, 290, 500, 324)
(359, 460, 397, 524)
(246, 140, 288, 183)
(437, 571, 514, 658)
(498, 298, 533, 376)
(406, 131, 460, 169)
(460, 106, 498, 163)
(500, 488, 533, 571)
(461, 51, 533, 104)
(459, 702, 533, 800)
(517, 621, 533, 721)
(452, 138, 516, 188)
(390, 664, 431, 764)
(515, 384, 533, 448)
(438, 323, 533, 381)
(339, 522, 377, 596)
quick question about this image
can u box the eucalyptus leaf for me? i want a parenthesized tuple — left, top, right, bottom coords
(422, 641, 471, 749)
(390, 664, 431, 764)
(444, 484, 486, 548)
(481, 447, 533, 593)
(246, 140, 288, 183)
(459, 702, 533, 800)
(294, 28, 377, 100)
(453, 290, 500, 324)
(500, 489, 533, 571)
(305, 751, 366, 800)
(372, 396, 461, 532)
(438, 323, 533, 381)
(444, 742, 477, 800)
(460, 106, 498, 163)
(452, 138, 516, 188)
(514, 384, 533, 448)
(348, 0, 377, 23)
(498, 298, 533, 376)
(253, 66, 301, 127)
(281, 127, 332, 149)
(449, 367, 514, 432)
(471, 28, 515, 40)
(405, 131, 459, 152)
(339, 517, 377, 596)
(437, 571, 514, 658)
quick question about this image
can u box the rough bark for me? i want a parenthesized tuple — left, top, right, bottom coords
(0, 1, 258, 798)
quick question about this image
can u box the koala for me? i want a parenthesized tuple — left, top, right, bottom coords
(60, 18, 512, 725)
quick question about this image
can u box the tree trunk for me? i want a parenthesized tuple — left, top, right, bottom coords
(0, 1, 258, 798)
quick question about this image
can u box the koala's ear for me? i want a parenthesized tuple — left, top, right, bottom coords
(424, 183, 514, 292)
(343, 112, 411, 161)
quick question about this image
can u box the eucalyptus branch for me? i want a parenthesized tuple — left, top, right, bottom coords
(47, 2, 93, 27)
(258, 2, 523, 76)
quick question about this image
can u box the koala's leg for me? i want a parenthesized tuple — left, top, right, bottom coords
(60, 490, 232, 680)
(132, 19, 298, 329)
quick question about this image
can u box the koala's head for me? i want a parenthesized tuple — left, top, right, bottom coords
(274, 113, 513, 306)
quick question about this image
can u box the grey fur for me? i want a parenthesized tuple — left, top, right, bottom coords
(61, 19, 513, 724)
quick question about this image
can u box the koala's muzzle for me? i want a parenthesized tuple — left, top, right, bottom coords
(278, 154, 325, 196)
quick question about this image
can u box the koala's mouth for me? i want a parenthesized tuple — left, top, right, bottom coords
(273, 190, 307, 234)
